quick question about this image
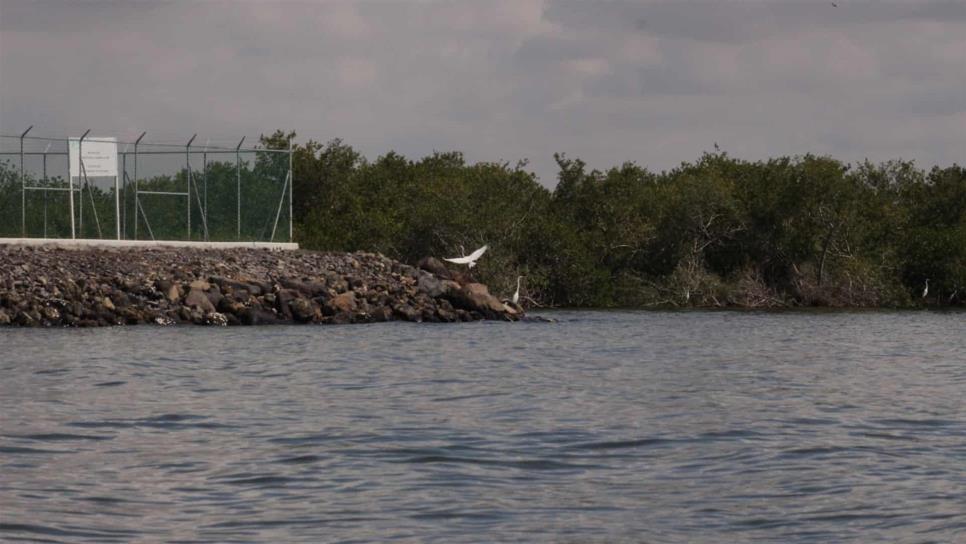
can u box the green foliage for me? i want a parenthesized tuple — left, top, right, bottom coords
(285, 135, 966, 308)
(4, 134, 965, 308)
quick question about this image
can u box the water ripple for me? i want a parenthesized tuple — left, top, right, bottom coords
(1, 311, 964, 542)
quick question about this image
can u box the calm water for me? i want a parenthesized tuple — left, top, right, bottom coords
(1, 311, 964, 543)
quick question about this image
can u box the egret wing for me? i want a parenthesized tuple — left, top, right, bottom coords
(465, 245, 488, 261)
(443, 255, 473, 264)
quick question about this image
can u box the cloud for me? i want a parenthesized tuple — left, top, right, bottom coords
(1, 0, 964, 184)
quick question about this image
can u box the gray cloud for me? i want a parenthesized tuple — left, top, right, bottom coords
(1, 0, 964, 184)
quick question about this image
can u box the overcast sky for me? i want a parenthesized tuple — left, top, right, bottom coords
(1, 0, 964, 184)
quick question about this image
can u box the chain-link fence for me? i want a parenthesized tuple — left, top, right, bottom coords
(0, 130, 292, 243)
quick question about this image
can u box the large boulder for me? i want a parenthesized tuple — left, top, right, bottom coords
(184, 287, 216, 313)
(240, 307, 281, 326)
(446, 283, 509, 319)
(417, 257, 452, 280)
(331, 291, 357, 313)
(165, 283, 182, 303)
(205, 287, 224, 310)
(289, 297, 320, 323)
(417, 273, 446, 297)
(275, 288, 300, 319)
(392, 302, 421, 322)
(189, 279, 211, 291)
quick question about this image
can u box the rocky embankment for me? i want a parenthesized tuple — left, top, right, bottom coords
(0, 246, 522, 327)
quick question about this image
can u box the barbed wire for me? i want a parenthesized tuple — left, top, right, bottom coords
(0, 133, 290, 153)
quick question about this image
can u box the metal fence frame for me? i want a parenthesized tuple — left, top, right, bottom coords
(1, 130, 293, 242)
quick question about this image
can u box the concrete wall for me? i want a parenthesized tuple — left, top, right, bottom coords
(0, 238, 298, 251)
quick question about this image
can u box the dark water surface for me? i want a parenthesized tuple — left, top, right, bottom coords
(1, 311, 964, 543)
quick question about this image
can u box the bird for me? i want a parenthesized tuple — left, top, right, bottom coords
(922, 278, 929, 299)
(512, 276, 523, 305)
(443, 244, 488, 268)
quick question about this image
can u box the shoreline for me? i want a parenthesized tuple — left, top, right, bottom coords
(0, 246, 521, 327)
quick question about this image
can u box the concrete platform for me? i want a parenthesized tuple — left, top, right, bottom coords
(0, 238, 299, 251)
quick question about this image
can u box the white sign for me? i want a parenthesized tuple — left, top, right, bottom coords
(69, 137, 118, 178)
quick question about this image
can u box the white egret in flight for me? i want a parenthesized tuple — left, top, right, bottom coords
(444, 244, 488, 268)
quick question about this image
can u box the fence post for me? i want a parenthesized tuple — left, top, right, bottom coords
(289, 139, 294, 242)
(133, 132, 145, 240)
(67, 136, 74, 239)
(203, 139, 209, 241)
(42, 143, 50, 238)
(78, 130, 91, 236)
(185, 134, 196, 240)
(236, 136, 244, 241)
(121, 145, 127, 238)
(73, 130, 90, 238)
(115, 143, 121, 240)
(79, 131, 103, 239)
(20, 125, 32, 237)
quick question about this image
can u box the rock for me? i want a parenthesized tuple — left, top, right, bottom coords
(417, 274, 446, 297)
(205, 288, 224, 310)
(275, 289, 299, 319)
(15, 310, 37, 327)
(521, 315, 556, 323)
(41, 306, 61, 322)
(0, 247, 517, 328)
(447, 283, 508, 318)
(392, 302, 421, 322)
(302, 281, 328, 297)
(437, 306, 458, 322)
(112, 292, 132, 308)
(250, 280, 272, 295)
(417, 257, 453, 279)
(3, 290, 22, 306)
(211, 276, 263, 296)
(184, 288, 216, 313)
(119, 307, 144, 325)
(371, 306, 392, 322)
(189, 309, 205, 324)
(289, 297, 320, 323)
(441, 280, 461, 294)
(166, 283, 182, 303)
(241, 307, 280, 326)
(329, 311, 352, 325)
(217, 296, 243, 314)
(208, 275, 231, 288)
(331, 291, 357, 313)
(278, 277, 309, 294)
(189, 279, 211, 291)
(230, 288, 251, 303)
(204, 312, 228, 326)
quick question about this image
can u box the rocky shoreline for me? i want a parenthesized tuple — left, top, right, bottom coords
(0, 246, 522, 327)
